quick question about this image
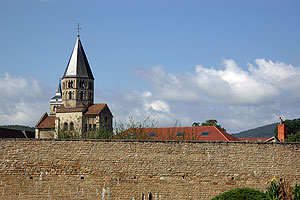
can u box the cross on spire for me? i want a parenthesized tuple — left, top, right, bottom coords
(76, 23, 82, 37)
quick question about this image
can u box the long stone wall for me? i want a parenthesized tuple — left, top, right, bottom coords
(0, 139, 299, 199)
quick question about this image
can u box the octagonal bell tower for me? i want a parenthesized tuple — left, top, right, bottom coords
(61, 35, 95, 108)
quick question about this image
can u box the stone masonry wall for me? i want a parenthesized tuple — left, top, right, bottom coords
(0, 139, 299, 200)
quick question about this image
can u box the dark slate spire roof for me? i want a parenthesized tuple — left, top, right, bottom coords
(62, 36, 94, 80)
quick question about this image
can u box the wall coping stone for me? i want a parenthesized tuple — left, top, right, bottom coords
(0, 138, 300, 145)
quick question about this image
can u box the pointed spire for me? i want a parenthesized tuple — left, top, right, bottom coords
(50, 79, 62, 103)
(62, 36, 94, 80)
(57, 79, 62, 95)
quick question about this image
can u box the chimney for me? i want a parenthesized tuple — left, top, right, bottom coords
(278, 117, 287, 142)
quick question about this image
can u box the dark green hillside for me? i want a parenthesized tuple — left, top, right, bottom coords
(233, 123, 278, 138)
(0, 125, 35, 132)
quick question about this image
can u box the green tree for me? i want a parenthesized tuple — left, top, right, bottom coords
(193, 119, 226, 132)
(287, 131, 300, 142)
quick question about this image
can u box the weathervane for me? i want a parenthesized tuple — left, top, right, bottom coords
(76, 23, 82, 37)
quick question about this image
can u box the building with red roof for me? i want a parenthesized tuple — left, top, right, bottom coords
(121, 126, 241, 141)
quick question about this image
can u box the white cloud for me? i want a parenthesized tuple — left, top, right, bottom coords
(0, 73, 51, 126)
(98, 58, 300, 133)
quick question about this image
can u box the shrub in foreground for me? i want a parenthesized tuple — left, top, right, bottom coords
(211, 187, 268, 200)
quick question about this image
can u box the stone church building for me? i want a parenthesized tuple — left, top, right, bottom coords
(35, 35, 113, 138)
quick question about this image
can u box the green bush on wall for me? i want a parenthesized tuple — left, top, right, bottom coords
(211, 187, 268, 200)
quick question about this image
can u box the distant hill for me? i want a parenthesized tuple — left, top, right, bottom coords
(233, 123, 278, 138)
(0, 125, 35, 132)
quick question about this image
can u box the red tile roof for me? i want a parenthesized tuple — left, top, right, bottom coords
(36, 115, 55, 129)
(123, 126, 240, 141)
(84, 104, 106, 115)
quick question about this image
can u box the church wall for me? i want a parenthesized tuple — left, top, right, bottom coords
(99, 107, 113, 131)
(36, 128, 55, 138)
(83, 115, 100, 131)
(0, 139, 299, 200)
(56, 112, 83, 133)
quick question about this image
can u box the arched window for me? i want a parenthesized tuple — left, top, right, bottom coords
(53, 106, 56, 112)
(89, 124, 92, 131)
(70, 80, 73, 88)
(105, 116, 108, 123)
(63, 122, 68, 131)
(69, 91, 72, 99)
(80, 91, 83, 100)
(149, 193, 153, 200)
(70, 122, 74, 131)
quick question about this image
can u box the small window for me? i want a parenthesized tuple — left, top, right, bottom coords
(201, 131, 210, 136)
(89, 124, 92, 131)
(149, 192, 153, 200)
(93, 124, 96, 130)
(149, 132, 156, 137)
(128, 133, 135, 137)
(176, 132, 184, 137)
(68, 91, 72, 99)
(63, 122, 68, 131)
(70, 122, 74, 131)
(84, 124, 87, 132)
(105, 116, 108, 123)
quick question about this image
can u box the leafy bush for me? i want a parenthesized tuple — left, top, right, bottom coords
(82, 128, 113, 139)
(293, 184, 300, 200)
(57, 128, 113, 139)
(57, 129, 80, 139)
(265, 177, 293, 200)
(211, 187, 268, 200)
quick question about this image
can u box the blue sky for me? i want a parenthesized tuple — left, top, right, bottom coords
(1, 0, 300, 133)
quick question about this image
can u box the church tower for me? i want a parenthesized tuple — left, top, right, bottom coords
(61, 35, 95, 108)
(35, 25, 113, 139)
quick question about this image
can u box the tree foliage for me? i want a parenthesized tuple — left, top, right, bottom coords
(193, 119, 226, 132)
